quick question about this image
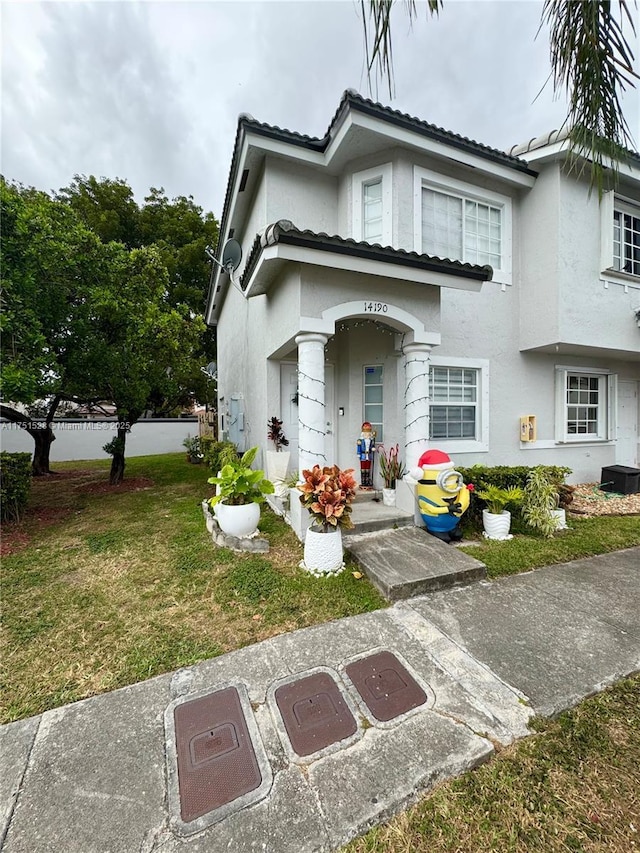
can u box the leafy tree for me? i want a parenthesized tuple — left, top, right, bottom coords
(58, 177, 219, 414)
(61, 242, 205, 484)
(56, 175, 141, 247)
(0, 179, 105, 474)
(360, 0, 638, 191)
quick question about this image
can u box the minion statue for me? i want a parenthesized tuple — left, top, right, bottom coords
(410, 449, 471, 543)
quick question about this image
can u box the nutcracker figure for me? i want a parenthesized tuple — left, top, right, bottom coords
(356, 421, 376, 489)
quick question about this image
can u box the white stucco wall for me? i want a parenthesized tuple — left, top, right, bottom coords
(0, 419, 199, 461)
(266, 158, 338, 234)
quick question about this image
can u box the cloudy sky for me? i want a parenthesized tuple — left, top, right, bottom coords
(2, 1, 638, 220)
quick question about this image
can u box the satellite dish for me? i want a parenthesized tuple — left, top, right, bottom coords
(222, 239, 242, 274)
(200, 361, 217, 380)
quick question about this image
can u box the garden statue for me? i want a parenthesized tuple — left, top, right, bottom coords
(356, 421, 376, 489)
(410, 449, 471, 543)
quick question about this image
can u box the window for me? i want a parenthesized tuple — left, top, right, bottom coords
(364, 365, 383, 442)
(429, 367, 478, 440)
(555, 367, 615, 442)
(414, 168, 512, 284)
(613, 206, 640, 276)
(427, 357, 489, 453)
(362, 179, 383, 242)
(352, 163, 392, 246)
(422, 190, 502, 268)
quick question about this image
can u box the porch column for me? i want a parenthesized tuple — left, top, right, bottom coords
(403, 342, 432, 469)
(295, 332, 328, 478)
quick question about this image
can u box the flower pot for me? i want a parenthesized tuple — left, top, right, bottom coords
(550, 508, 568, 530)
(301, 525, 344, 576)
(382, 487, 396, 507)
(482, 509, 513, 541)
(266, 450, 290, 499)
(215, 501, 260, 538)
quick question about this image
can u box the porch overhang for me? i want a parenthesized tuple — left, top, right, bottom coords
(241, 221, 492, 298)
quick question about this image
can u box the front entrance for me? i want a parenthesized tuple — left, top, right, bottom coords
(280, 362, 335, 472)
(616, 380, 639, 467)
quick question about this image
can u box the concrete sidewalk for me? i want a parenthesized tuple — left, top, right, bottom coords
(1, 547, 639, 853)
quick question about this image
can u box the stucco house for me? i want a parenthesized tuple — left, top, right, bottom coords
(206, 90, 640, 537)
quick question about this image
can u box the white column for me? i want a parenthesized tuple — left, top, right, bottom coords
(403, 342, 432, 469)
(295, 333, 328, 478)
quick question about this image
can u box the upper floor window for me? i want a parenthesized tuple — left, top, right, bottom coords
(352, 163, 392, 246)
(613, 206, 640, 276)
(414, 168, 512, 285)
(601, 193, 640, 280)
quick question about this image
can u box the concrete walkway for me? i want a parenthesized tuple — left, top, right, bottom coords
(1, 547, 639, 853)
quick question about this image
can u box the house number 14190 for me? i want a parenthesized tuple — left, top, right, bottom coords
(363, 302, 388, 313)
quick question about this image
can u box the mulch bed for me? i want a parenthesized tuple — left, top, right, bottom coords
(569, 483, 640, 517)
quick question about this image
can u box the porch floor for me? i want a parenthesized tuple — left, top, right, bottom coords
(346, 489, 413, 535)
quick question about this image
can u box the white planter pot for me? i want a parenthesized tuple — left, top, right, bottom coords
(301, 525, 344, 576)
(266, 450, 290, 499)
(215, 501, 260, 538)
(551, 508, 568, 530)
(382, 488, 396, 507)
(482, 509, 513, 541)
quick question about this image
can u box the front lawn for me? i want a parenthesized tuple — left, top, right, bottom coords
(2, 454, 638, 724)
(1, 454, 384, 723)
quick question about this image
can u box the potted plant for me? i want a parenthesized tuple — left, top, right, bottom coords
(183, 434, 202, 464)
(266, 416, 290, 498)
(208, 446, 274, 538)
(377, 444, 406, 506)
(522, 467, 569, 536)
(475, 484, 523, 540)
(297, 464, 357, 575)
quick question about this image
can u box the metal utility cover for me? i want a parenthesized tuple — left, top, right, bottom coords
(275, 671, 357, 757)
(346, 651, 427, 722)
(173, 686, 261, 823)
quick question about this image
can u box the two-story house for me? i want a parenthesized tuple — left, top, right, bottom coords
(206, 90, 640, 537)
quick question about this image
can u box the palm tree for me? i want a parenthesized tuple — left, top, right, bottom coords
(360, 0, 638, 193)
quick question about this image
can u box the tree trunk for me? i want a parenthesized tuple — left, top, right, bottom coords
(31, 426, 56, 476)
(0, 404, 57, 476)
(109, 427, 128, 485)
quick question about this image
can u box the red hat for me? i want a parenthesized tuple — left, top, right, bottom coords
(417, 449, 453, 471)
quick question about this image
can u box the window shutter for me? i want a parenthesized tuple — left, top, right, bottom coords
(554, 367, 567, 442)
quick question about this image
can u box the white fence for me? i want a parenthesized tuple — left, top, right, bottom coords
(0, 419, 199, 461)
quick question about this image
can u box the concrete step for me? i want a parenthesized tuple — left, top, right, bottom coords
(346, 491, 414, 535)
(345, 527, 486, 601)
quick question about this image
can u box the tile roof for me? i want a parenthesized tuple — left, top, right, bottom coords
(240, 220, 493, 291)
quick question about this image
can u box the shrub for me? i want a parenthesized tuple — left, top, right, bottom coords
(458, 464, 572, 531)
(199, 437, 237, 473)
(0, 452, 32, 522)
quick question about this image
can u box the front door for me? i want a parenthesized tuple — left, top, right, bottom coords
(280, 362, 335, 472)
(616, 380, 639, 467)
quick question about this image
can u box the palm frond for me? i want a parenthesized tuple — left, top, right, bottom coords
(361, 0, 441, 98)
(542, 0, 639, 195)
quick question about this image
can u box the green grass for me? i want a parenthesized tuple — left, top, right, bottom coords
(459, 515, 640, 578)
(2, 454, 638, 725)
(343, 675, 640, 853)
(1, 454, 385, 723)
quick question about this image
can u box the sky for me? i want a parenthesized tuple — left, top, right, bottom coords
(2, 0, 639, 220)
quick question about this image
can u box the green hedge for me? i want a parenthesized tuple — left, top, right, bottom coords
(199, 437, 238, 473)
(458, 464, 572, 531)
(0, 452, 32, 522)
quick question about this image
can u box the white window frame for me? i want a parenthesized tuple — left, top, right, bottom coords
(428, 356, 489, 453)
(600, 191, 640, 283)
(352, 163, 392, 246)
(414, 167, 512, 286)
(363, 364, 384, 443)
(554, 366, 617, 444)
